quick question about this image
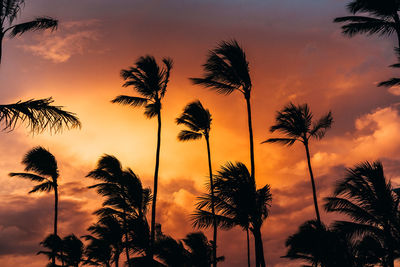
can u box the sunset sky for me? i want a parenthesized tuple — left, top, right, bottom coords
(1, 0, 400, 266)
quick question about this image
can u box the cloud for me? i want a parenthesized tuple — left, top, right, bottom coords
(20, 20, 100, 63)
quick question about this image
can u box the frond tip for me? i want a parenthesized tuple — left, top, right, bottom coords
(0, 97, 81, 134)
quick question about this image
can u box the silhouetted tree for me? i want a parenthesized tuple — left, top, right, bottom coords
(192, 162, 272, 267)
(112, 56, 172, 260)
(176, 100, 218, 266)
(83, 235, 112, 267)
(263, 103, 333, 224)
(37, 234, 63, 267)
(10, 147, 61, 266)
(0, 97, 80, 133)
(191, 40, 256, 188)
(325, 161, 400, 267)
(0, 0, 58, 63)
(334, 0, 400, 50)
(61, 234, 85, 267)
(87, 155, 152, 266)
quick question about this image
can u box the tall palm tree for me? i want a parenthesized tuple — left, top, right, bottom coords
(176, 100, 218, 266)
(263, 103, 333, 224)
(334, 0, 400, 50)
(192, 162, 272, 267)
(87, 155, 152, 266)
(112, 56, 172, 259)
(0, 0, 58, 64)
(9, 146, 61, 266)
(190, 40, 256, 184)
(325, 161, 400, 267)
(0, 97, 81, 133)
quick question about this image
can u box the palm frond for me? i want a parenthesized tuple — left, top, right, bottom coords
(309, 111, 333, 140)
(8, 17, 57, 37)
(21, 146, 58, 178)
(111, 95, 148, 107)
(29, 181, 53, 193)
(177, 130, 202, 141)
(334, 16, 395, 37)
(8, 172, 46, 182)
(261, 138, 297, 146)
(191, 209, 236, 230)
(378, 78, 400, 87)
(0, 98, 81, 134)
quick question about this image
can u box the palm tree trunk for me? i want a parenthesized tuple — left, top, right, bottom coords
(150, 111, 162, 259)
(115, 253, 120, 267)
(123, 213, 131, 267)
(304, 142, 321, 224)
(246, 228, 251, 267)
(245, 95, 255, 181)
(205, 135, 217, 267)
(53, 184, 58, 266)
(0, 32, 4, 65)
(253, 226, 265, 267)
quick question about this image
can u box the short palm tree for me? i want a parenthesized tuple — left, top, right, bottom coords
(176, 100, 218, 266)
(0, 97, 81, 133)
(112, 56, 172, 259)
(60, 234, 85, 267)
(9, 146, 61, 266)
(325, 161, 400, 267)
(334, 0, 400, 50)
(191, 40, 256, 183)
(87, 155, 152, 266)
(192, 162, 272, 267)
(37, 234, 63, 267)
(263, 103, 333, 224)
(0, 0, 58, 64)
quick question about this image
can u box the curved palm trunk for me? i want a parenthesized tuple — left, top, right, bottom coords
(253, 226, 265, 267)
(304, 142, 321, 224)
(246, 228, 251, 267)
(53, 184, 58, 266)
(205, 135, 217, 267)
(150, 111, 162, 259)
(245, 95, 255, 181)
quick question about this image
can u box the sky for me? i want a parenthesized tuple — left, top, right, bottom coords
(0, 0, 400, 266)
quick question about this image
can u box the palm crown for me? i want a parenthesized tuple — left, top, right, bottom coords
(176, 100, 212, 141)
(191, 40, 252, 98)
(112, 56, 173, 118)
(263, 103, 333, 146)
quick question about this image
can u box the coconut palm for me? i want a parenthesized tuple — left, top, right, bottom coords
(87, 155, 152, 266)
(61, 234, 85, 267)
(334, 0, 400, 50)
(192, 162, 272, 267)
(190, 40, 256, 185)
(9, 146, 61, 266)
(325, 161, 400, 267)
(176, 100, 218, 266)
(0, 0, 58, 64)
(112, 56, 172, 259)
(263, 103, 333, 224)
(83, 234, 112, 267)
(0, 97, 80, 133)
(37, 234, 63, 267)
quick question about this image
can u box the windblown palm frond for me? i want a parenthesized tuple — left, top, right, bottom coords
(0, 98, 81, 134)
(8, 17, 57, 37)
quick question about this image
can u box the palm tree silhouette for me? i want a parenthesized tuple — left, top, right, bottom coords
(37, 234, 63, 267)
(87, 155, 152, 266)
(9, 146, 61, 266)
(325, 161, 400, 267)
(190, 40, 256, 184)
(112, 56, 172, 260)
(84, 215, 124, 267)
(334, 0, 400, 50)
(176, 100, 218, 266)
(263, 103, 333, 224)
(60, 234, 85, 267)
(0, 97, 81, 133)
(192, 162, 272, 267)
(0, 0, 58, 64)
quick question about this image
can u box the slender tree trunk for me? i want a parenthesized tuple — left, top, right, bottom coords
(304, 142, 321, 224)
(0, 32, 4, 65)
(253, 226, 265, 267)
(150, 111, 162, 260)
(53, 184, 58, 266)
(246, 228, 251, 267)
(123, 212, 131, 267)
(205, 135, 217, 267)
(115, 253, 120, 267)
(245, 95, 255, 181)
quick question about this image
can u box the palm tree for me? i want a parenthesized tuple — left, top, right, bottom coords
(0, 0, 58, 64)
(9, 146, 61, 266)
(263, 103, 333, 224)
(0, 97, 81, 133)
(112, 55, 172, 259)
(284, 220, 356, 267)
(83, 234, 113, 267)
(190, 40, 256, 185)
(87, 155, 152, 266)
(61, 234, 85, 267)
(192, 162, 272, 267)
(37, 234, 63, 267)
(325, 161, 400, 267)
(334, 0, 400, 50)
(176, 100, 218, 266)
